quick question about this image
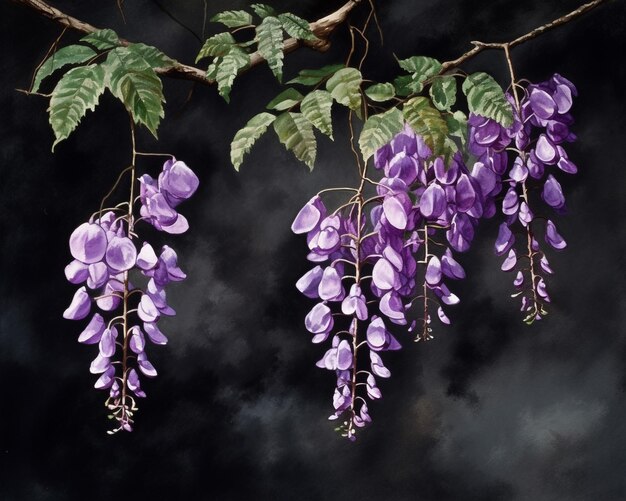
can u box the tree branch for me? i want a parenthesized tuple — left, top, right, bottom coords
(439, 0, 608, 73)
(10, 0, 363, 86)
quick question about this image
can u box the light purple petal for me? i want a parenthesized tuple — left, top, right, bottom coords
(501, 249, 517, 271)
(441, 249, 465, 279)
(69, 223, 108, 264)
(105, 236, 137, 273)
(63, 286, 91, 320)
(65, 260, 89, 284)
(419, 183, 446, 219)
(542, 174, 565, 209)
(137, 242, 158, 270)
(305, 302, 333, 335)
(94, 365, 115, 390)
(372, 258, 398, 291)
(138, 295, 160, 322)
(98, 326, 117, 358)
(296, 266, 323, 299)
(545, 220, 567, 249)
(318, 266, 343, 301)
(291, 196, 325, 234)
(78, 313, 106, 344)
(494, 223, 514, 256)
(437, 306, 450, 325)
(425, 256, 442, 285)
(336, 340, 353, 370)
(144, 322, 168, 345)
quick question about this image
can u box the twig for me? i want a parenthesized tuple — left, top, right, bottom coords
(10, 0, 363, 86)
(439, 0, 607, 73)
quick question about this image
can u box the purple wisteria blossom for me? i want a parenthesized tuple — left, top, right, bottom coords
(63, 157, 198, 433)
(475, 74, 578, 322)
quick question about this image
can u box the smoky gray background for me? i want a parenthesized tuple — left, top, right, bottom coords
(1, 0, 625, 499)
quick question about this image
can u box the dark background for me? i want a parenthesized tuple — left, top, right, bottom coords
(1, 0, 625, 499)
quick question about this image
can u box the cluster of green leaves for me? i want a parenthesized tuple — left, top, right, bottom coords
(34, 29, 176, 149)
(231, 54, 514, 172)
(197, 4, 318, 102)
(230, 64, 364, 171)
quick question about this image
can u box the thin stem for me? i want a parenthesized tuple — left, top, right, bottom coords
(439, 0, 607, 74)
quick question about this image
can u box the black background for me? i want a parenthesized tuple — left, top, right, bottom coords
(1, 1, 625, 499)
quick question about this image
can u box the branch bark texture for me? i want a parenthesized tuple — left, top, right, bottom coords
(10, 0, 363, 85)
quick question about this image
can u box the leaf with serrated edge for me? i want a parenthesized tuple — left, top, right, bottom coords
(81, 29, 120, 50)
(403, 97, 449, 157)
(196, 32, 241, 62)
(127, 43, 176, 69)
(278, 13, 317, 41)
(103, 48, 164, 137)
(430, 75, 456, 111)
(397, 56, 442, 78)
(462, 72, 513, 127)
(359, 108, 404, 161)
(251, 4, 276, 18)
(286, 64, 344, 86)
(364, 82, 396, 102)
(326, 67, 362, 111)
(231, 112, 276, 170)
(301, 90, 333, 139)
(216, 51, 250, 102)
(211, 10, 253, 28)
(256, 16, 284, 81)
(33, 45, 96, 93)
(273, 112, 316, 170)
(445, 110, 467, 147)
(48, 64, 105, 150)
(267, 88, 304, 111)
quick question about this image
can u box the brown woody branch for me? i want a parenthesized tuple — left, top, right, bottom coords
(10, 0, 363, 86)
(439, 0, 608, 73)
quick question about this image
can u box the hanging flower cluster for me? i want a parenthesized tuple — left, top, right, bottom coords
(292, 74, 578, 440)
(63, 158, 198, 433)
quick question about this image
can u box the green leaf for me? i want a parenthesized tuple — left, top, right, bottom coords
(215, 51, 250, 102)
(267, 88, 304, 111)
(445, 110, 467, 147)
(430, 75, 456, 111)
(196, 32, 241, 62)
(256, 16, 284, 81)
(397, 56, 442, 79)
(32, 45, 96, 93)
(81, 29, 120, 50)
(462, 72, 513, 127)
(300, 90, 333, 139)
(210, 10, 253, 28)
(403, 97, 449, 157)
(48, 64, 105, 150)
(273, 112, 316, 170)
(395, 56, 442, 96)
(127, 43, 176, 69)
(393, 74, 423, 96)
(364, 82, 396, 102)
(326, 67, 362, 111)
(286, 64, 344, 86)
(278, 13, 317, 41)
(231, 112, 276, 171)
(251, 4, 276, 18)
(358, 107, 404, 162)
(104, 47, 164, 137)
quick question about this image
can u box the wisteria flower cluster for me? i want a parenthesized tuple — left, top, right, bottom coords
(292, 74, 578, 440)
(471, 74, 578, 322)
(292, 125, 502, 439)
(63, 158, 198, 433)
